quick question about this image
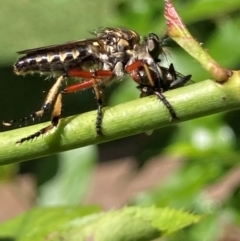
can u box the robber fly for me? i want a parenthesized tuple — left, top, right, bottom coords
(3, 27, 191, 145)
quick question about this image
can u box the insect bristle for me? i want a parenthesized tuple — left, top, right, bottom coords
(161, 46, 171, 63)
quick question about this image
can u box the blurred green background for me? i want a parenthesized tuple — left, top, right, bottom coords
(1, 0, 240, 240)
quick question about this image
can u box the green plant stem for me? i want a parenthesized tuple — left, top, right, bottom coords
(165, 0, 230, 82)
(1, 71, 240, 165)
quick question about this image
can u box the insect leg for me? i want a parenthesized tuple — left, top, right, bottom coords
(62, 77, 105, 135)
(68, 69, 113, 79)
(92, 77, 105, 135)
(137, 63, 178, 120)
(15, 92, 62, 146)
(68, 69, 114, 90)
(62, 79, 95, 93)
(153, 90, 178, 120)
(125, 60, 147, 84)
(66, 69, 115, 135)
(3, 75, 65, 127)
(125, 60, 145, 73)
(144, 63, 178, 119)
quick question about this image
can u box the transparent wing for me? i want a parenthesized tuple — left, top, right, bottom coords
(17, 38, 103, 55)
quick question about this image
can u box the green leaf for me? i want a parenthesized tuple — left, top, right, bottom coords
(0, 206, 202, 241)
(0, 206, 101, 241)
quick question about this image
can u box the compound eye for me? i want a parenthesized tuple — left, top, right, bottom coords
(147, 33, 161, 61)
(147, 33, 159, 51)
(147, 39, 155, 53)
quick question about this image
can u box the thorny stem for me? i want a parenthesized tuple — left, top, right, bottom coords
(164, 0, 231, 82)
(1, 71, 240, 165)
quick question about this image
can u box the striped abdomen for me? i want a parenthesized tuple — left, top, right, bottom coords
(14, 45, 100, 76)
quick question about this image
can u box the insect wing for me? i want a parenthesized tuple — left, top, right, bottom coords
(167, 64, 193, 89)
(17, 38, 104, 55)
